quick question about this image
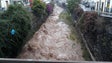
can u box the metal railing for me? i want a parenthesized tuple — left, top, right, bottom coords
(0, 58, 111, 63)
(79, 4, 112, 18)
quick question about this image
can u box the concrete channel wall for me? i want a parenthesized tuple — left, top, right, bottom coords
(76, 27, 96, 61)
(72, 7, 96, 61)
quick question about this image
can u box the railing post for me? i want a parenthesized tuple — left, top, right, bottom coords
(98, 0, 101, 15)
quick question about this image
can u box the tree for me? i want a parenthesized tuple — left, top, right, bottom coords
(67, 0, 80, 13)
(32, 0, 46, 18)
(0, 4, 31, 58)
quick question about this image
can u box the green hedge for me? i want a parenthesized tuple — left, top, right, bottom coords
(32, 0, 47, 18)
(0, 4, 31, 58)
(67, 0, 80, 13)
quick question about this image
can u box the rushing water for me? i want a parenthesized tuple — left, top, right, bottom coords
(18, 4, 84, 61)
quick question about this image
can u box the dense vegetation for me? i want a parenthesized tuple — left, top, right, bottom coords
(67, 0, 112, 61)
(0, 4, 31, 58)
(67, 0, 92, 60)
(32, 0, 46, 18)
(67, 0, 80, 13)
(31, 0, 54, 31)
(32, 0, 54, 17)
(0, 0, 54, 58)
(46, 3, 54, 15)
(76, 9, 112, 61)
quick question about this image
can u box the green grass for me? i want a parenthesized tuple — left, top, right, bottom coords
(59, 10, 76, 41)
(59, 10, 92, 61)
(59, 11, 73, 25)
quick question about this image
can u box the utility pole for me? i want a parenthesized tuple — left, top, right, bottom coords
(98, 0, 101, 15)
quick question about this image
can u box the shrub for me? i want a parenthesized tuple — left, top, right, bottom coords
(79, 12, 97, 34)
(32, 0, 46, 18)
(46, 3, 54, 15)
(78, 12, 98, 52)
(74, 7, 84, 20)
(78, 12, 112, 60)
(67, 0, 80, 13)
(0, 4, 31, 58)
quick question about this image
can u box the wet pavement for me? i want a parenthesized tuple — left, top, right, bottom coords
(18, 5, 84, 61)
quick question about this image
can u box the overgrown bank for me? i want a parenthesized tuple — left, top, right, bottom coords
(0, 0, 54, 58)
(68, 4, 112, 61)
(66, 0, 91, 61)
(67, 0, 112, 61)
(59, 9, 91, 60)
(0, 5, 31, 58)
(31, 0, 54, 32)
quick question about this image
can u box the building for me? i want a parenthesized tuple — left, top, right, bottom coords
(93, 0, 112, 13)
(94, 0, 112, 13)
(11, 0, 31, 6)
(0, 0, 10, 10)
(0, 0, 32, 10)
(82, 0, 112, 13)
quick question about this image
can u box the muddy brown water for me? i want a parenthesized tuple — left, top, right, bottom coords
(18, 5, 84, 61)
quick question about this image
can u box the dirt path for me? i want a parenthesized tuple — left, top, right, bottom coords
(18, 5, 84, 61)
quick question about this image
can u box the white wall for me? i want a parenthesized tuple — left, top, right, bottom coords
(109, 0, 112, 12)
(1, 0, 10, 10)
(42, 0, 51, 3)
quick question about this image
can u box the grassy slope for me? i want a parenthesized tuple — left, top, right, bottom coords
(59, 10, 91, 61)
